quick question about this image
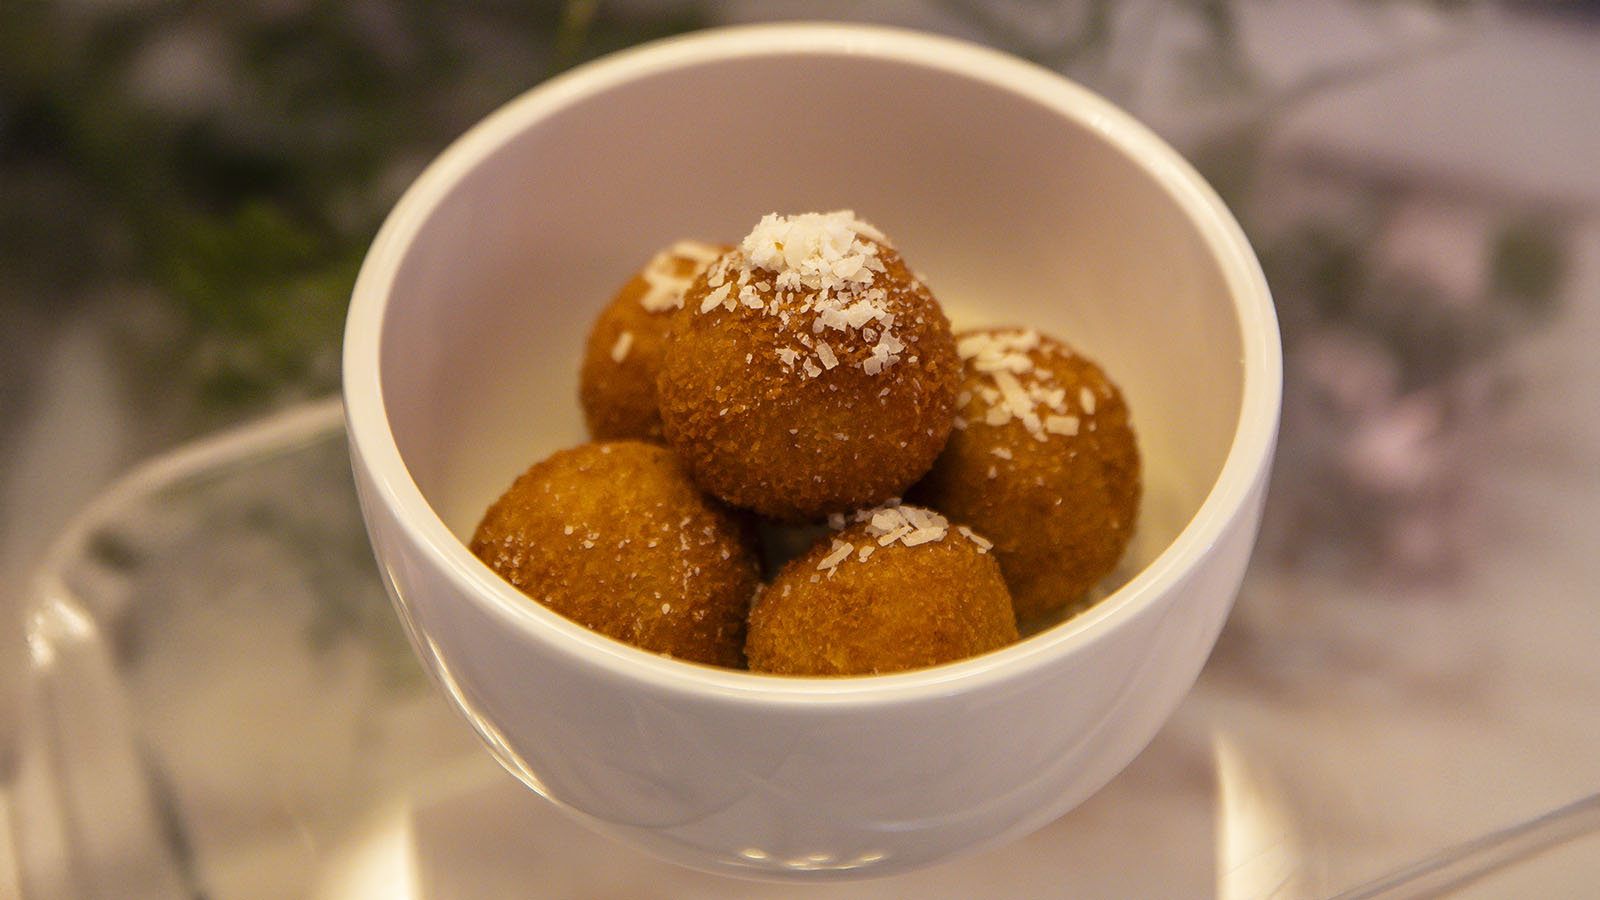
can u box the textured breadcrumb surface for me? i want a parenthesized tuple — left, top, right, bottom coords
(911, 328, 1141, 624)
(657, 234, 958, 522)
(470, 441, 760, 668)
(746, 510, 1017, 675)
(580, 241, 728, 442)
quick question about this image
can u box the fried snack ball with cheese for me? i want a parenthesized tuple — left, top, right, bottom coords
(580, 240, 728, 441)
(912, 328, 1140, 624)
(470, 441, 759, 668)
(746, 504, 1017, 675)
(657, 211, 959, 522)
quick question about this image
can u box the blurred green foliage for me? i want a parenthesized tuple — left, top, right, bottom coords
(1490, 216, 1567, 318)
(1, 0, 706, 424)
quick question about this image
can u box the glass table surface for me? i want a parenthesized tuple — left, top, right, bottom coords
(5, 396, 1599, 899)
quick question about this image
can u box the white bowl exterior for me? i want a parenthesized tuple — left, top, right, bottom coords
(344, 23, 1279, 879)
(351, 453, 1270, 877)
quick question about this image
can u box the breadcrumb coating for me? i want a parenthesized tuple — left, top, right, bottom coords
(746, 504, 1017, 675)
(657, 214, 959, 522)
(580, 241, 728, 442)
(470, 441, 760, 668)
(912, 328, 1140, 623)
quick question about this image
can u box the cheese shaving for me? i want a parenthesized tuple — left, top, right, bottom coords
(700, 283, 732, 313)
(817, 538, 855, 571)
(958, 329, 1093, 442)
(609, 331, 633, 363)
(700, 211, 912, 378)
(955, 525, 993, 551)
(638, 240, 723, 312)
(825, 500, 990, 554)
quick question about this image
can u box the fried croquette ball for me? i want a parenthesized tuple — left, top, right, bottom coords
(470, 441, 759, 668)
(580, 240, 728, 441)
(746, 503, 1017, 675)
(657, 211, 960, 522)
(912, 328, 1140, 624)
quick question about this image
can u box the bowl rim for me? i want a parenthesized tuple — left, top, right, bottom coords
(343, 21, 1282, 709)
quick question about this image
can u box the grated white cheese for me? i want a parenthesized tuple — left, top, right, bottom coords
(817, 538, 855, 571)
(876, 524, 914, 546)
(955, 525, 993, 551)
(702, 211, 912, 378)
(958, 329, 1091, 442)
(815, 340, 839, 369)
(825, 500, 989, 554)
(609, 330, 633, 363)
(700, 282, 732, 313)
(1044, 415, 1080, 436)
(638, 240, 724, 312)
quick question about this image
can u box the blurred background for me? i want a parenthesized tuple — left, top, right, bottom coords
(4, 1, 1600, 896)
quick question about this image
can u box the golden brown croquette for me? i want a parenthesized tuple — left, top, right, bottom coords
(657, 212, 959, 522)
(470, 441, 760, 668)
(912, 328, 1140, 624)
(746, 503, 1017, 675)
(579, 240, 729, 442)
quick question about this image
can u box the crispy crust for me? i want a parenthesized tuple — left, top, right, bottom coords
(470, 441, 760, 668)
(579, 243, 729, 442)
(746, 515, 1017, 675)
(911, 329, 1141, 624)
(657, 240, 959, 521)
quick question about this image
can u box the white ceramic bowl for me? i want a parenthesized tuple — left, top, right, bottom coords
(343, 23, 1279, 880)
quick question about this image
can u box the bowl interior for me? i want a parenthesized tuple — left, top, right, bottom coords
(373, 36, 1253, 633)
